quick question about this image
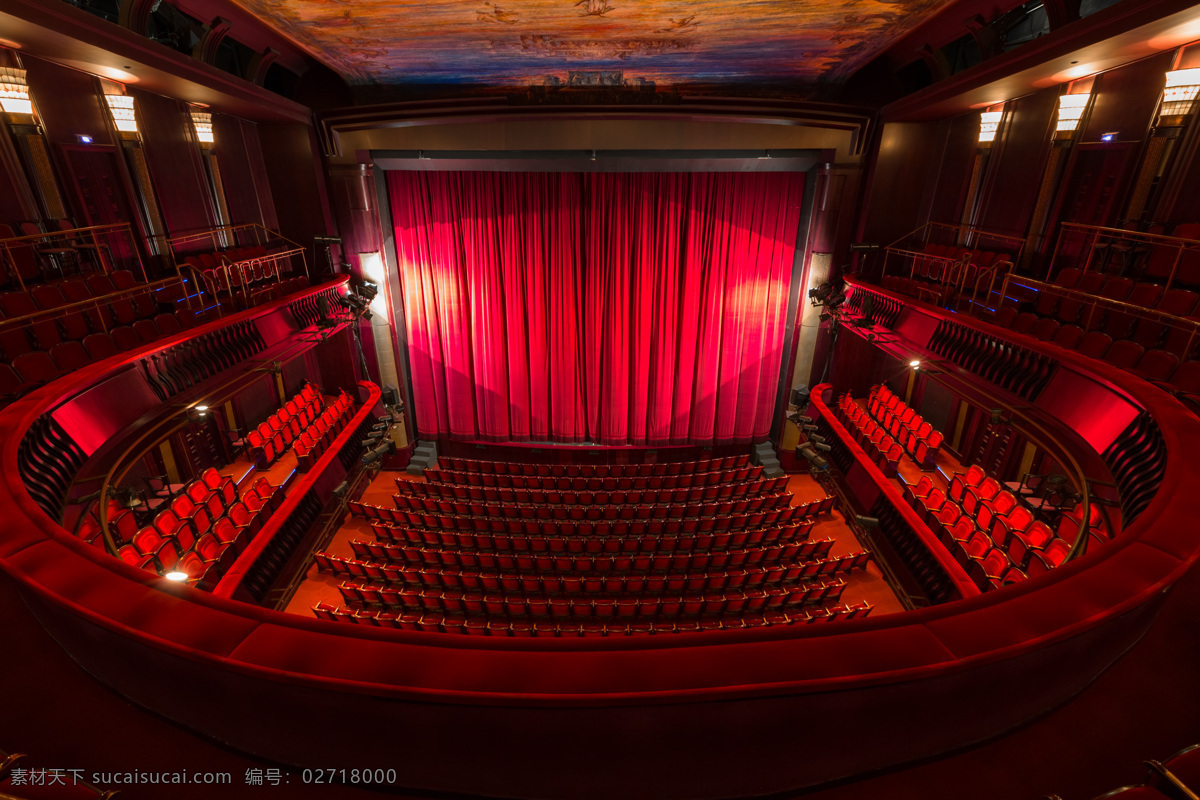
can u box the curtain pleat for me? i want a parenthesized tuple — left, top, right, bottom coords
(389, 170, 803, 445)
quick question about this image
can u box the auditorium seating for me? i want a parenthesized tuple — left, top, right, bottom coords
(322, 456, 867, 634)
(835, 385, 943, 471)
(902, 460, 1108, 591)
(182, 244, 309, 310)
(74, 465, 279, 588)
(245, 383, 357, 470)
(997, 267, 1200, 396)
(881, 242, 1013, 309)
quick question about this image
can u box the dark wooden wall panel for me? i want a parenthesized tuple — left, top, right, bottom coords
(1084, 51, 1175, 144)
(258, 123, 332, 247)
(134, 90, 216, 236)
(860, 122, 947, 247)
(927, 114, 978, 226)
(975, 88, 1058, 236)
(23, 57, 112, 149)
(215, 114, 271, 228)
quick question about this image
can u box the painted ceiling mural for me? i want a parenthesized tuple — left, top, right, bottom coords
(231, 0, 956, 88)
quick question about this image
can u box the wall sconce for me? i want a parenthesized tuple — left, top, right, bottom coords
(190, 110, 214, 144)
(978, 110, 1002, 144)
(0, 67, 33, 116)
(1160, 68, 1200, 126)
(104, 92, 138, 135)
(1055, 93, 1090, 138)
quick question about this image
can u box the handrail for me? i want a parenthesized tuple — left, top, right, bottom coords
(1, 222, 144, 290)
(213, 381, 381, 598)
(1049, 222, 1200, 291)
(809, 384, 980, 598)
(1000, 274, 1200, 352)
(843, 279, 1097, 559)
(0, 221, 136, 247)
(166, 223, 303, 254)
(885, 221, 1027, 253)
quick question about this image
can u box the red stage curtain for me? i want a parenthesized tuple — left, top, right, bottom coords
(389, 171, 804, 445)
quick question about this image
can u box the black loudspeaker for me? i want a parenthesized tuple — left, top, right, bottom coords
(382, 385, 400, 407)
(791, 385, 811, 407)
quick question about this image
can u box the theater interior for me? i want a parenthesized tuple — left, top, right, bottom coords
(2, 0, 1200, 798)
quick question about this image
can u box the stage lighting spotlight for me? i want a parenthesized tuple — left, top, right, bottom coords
(796, 415, 814, 424)
(819, 312, 832, 322)
(909, 360, 921, 369)
(813, 442, 832, 453)
(800, 424, 818, 433)
(359, 281, 379, 301)
(164, 570, 188, 582)
(810, 456, 828, 470)
(826, 293, 846, 310)
(809, 282, 834, 303)
(808, 434, 826, 444)
(855, 515, 880, 528)
(798, 445, 817, 460)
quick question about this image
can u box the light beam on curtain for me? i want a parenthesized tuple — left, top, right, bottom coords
(389, 170, 804, 446)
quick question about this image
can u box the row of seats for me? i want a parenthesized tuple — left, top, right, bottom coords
(105, 472, 279, 588)
(333, 577, 850, 618)
(367, 520, 815, 553)
(1003, 266, 1200, 355)
(1086, 220, 1200, 282)
(1, 318, 194, 403)
(394, 477, 789, 508)
(423, 464, 765, 489)
(0, 270, 170, 357)
(333, 538, 847, 573)
(392, 491, 789, 520)
(1048, 741, 1200, 800)
(354, 502, 811, 534)
(437, 454, 751, 477)
(836, 394, 906, 476)
(295, 392, 359, 471)
(881, 242, 1011, 303)
(904, 465, 1104, 589)
(333, 556, 849, 599)
(313, 600, 874, 635)
(245, 383, 325, 468)
(0, 744, 118, 799)
(865, 384, 943, 469)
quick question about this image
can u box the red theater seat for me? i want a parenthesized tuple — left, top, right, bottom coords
(1076, 331, 1113, 359)
(82, 332, 119, 361)
(49, 341, 90, 371)
(12, 351, 64, 387)
(1052, 324, 1085, 350)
